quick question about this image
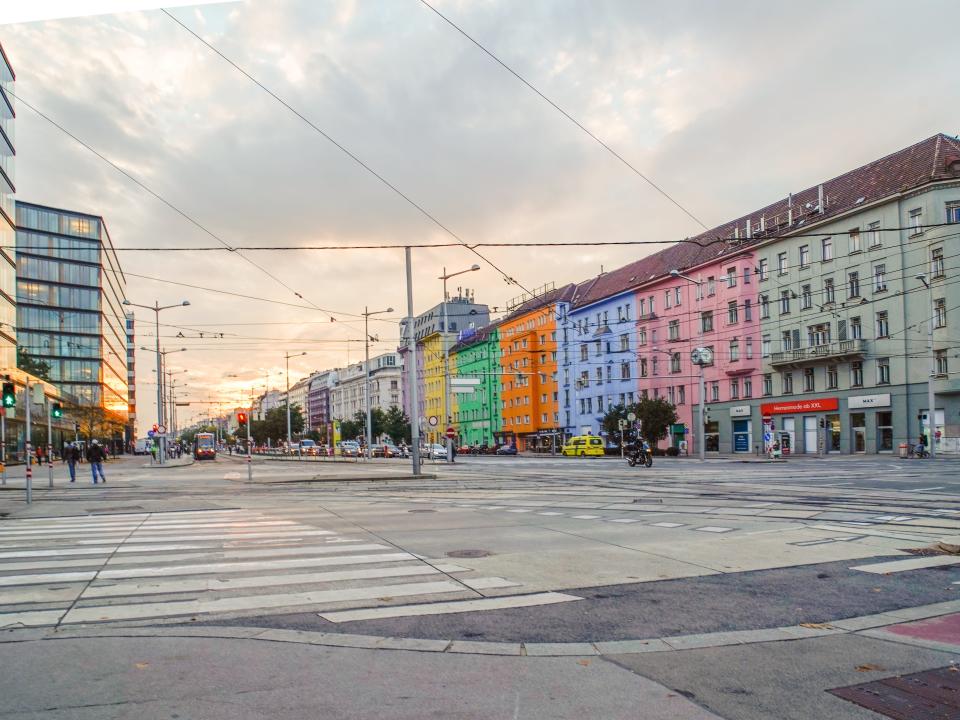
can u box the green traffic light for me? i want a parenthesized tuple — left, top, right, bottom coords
(51, 403, 63, 418)
(1, 382, 14, 408)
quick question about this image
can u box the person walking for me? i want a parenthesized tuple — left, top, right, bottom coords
(65, 442, 80, 483)
(87, 439, 106, 484)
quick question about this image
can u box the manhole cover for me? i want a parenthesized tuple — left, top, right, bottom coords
(829, 665, 960, 719)
(446, 549, 492, 558)
(408, 509, 436, 513)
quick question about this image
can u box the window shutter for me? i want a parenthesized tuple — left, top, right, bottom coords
(792, 329, 801, 348)
(837, 320, 847, 341)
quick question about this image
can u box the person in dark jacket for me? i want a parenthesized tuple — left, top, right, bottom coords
(87, 440, 106, 484)
(65, 442, 81, 483)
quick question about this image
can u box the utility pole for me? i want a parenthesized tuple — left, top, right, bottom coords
(439, 264, 480, 463)
(917, 274, 937, 457)
(25, 379, 32, 504)
(363, 306, 393, 459)
(284, 351, 306, 449)
(46, 394, 53, 487)
(406, 248, 421, 475)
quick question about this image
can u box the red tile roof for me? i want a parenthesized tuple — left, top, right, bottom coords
(571, 133, 960, 309)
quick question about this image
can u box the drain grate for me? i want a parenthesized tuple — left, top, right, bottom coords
(446, 549, 492, 558)
(828, 665, 960, 719)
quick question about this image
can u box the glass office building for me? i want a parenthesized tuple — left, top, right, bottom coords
(125, 311, 136, 446)
(0, 43, 16, 370)
(15, 202, 129, 421)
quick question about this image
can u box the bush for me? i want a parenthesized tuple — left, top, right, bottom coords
(666, 446, 680, 457)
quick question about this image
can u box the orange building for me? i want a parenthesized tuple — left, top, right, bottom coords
(497, 284, 576, 452)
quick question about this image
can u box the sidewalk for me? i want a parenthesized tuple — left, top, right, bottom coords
(141, 456, 194, 469)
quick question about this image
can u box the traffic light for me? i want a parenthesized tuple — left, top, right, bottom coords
(1, 382, 14, 408)
(51, 402, 63, 418)
(152, 423, 159, 433)
(237, 412, 247, 427)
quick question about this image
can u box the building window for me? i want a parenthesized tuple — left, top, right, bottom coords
(848, 271, 860, 298)
(580, 344, 588, 361)
(760, 295, 770, 319)
(866, 221, 881, 247)
(824, 278, 835, 304)
(728, 301, 738, 325)
(781, 330, 794, 351)
(849, 229, 861, 253)
(809, 322, 830, 347)
(877, 357, 891, 385)
(730, 378, 740, 399)
(621, 362, 631, 380)
(932, 247, 945, 278)
(782, 372, 794, 394)
(707, 277, 716, 296)
(851, 361, 864, 387)
(710, 382, 719, 402)
(668, 320, 680, 341)
(664, 290, 672, 309)
(763, 374, 773, 396)
(761, 335, 771, 357)
(729, 339, 739, 362)
(701, 311, 714, 333)
(777, 252, 788, 274)
(640, 358, 648, 377)
(936, 350, 949, 377)
(743, 299, 752, 321)
(649, 296, 655, 314)
(821, 236, 833, 261)
(746, 337, 753, 359)
(670, 352, 681, 373)
(909, 208, 923, 235)
(947, 202, 960, 224)
(799, 245, 810, 268)
(779, 290, 791, 315)
(638, 299, 646, 316)
(876, 311, 889, 338)
(803, 368, 815, 392)
(638, 328, 647, 345)
(678, 385, 685, 404)
(652, 356, 659, 375)
(873, 264, 887, 292)
(744, 266, 752, 285)
(826, 365, 838, 389)
(935, 298, 947, 328)
(619, 333, 629, 351)
(743, 378, 752, 398)
(850, 316, 862, 339)
(758, 258, 768, 281)
(727, 267, 737, 288)
(800, 285, 812, 310)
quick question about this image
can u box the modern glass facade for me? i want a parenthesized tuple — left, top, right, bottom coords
(125, 311, 136, 445)
(15, 202, 129, 419)
(0, 42, 16, 370)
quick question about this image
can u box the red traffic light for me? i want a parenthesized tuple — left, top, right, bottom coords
(152, 423, 159, 432)
(237, 412, 247, 426)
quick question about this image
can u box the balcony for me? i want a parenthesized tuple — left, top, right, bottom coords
(769, 339, 866, 367)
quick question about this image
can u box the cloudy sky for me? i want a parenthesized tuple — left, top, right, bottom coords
(3, 0, 958, 431)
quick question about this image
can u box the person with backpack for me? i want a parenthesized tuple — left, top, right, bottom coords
(87, 439, 106, 484)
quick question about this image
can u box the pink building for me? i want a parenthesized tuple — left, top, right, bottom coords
(634, 248, 760, 454)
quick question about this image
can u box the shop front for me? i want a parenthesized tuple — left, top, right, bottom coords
(760, 397, 839, 455)
(729, 405, 752, 454)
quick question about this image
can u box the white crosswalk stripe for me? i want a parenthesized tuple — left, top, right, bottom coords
(0, 509, 537, 628)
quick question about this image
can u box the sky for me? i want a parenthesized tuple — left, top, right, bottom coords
(3, 0, 958, 433)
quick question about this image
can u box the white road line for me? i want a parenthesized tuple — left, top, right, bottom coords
(318, 591, 582, 623)
(852, 556, 960, 574)
(458, 577, 522, 591)
(607, 518, 641, 524)
(60, 580, 468, 625)
(911, 487, 945, 492)
(505, 509, 533, 513)
(651, 522, 684, 528)
(0, 530, 336, 551)
(0, 609, 67, 628)
(694, 526, 734, 533)
(0, 520, 299, 537)
(571, 515, 600, 520)
(536, 512, 564, 517)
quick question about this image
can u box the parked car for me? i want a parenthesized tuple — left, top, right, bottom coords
(424, 443, 447, 460)
(561, 436, 604, 457)
(496, 444, 518, 456)
(372, 443, 401, 458)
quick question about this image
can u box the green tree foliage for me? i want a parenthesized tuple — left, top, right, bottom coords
(246, 404, 304, 444)
(180, 424, 217, 447)
(338, 408, 389, 443)
(602, 398, 678, 445)
(17, 347, 51, 381)
(383, 406, 411, 443)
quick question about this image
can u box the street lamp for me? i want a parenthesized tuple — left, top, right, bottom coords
(669, 270, 708, 461)
(439, 264, 480, 462)
(283, 351, 307, 447)
(362, 307, 393, 459)
(917, 273, 936, 457)
(127, 295, 189, 465)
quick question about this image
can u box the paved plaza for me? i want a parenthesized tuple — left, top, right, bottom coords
(2, 454, 960, 718)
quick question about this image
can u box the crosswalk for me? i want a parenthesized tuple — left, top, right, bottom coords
(0, 509, 547, 629)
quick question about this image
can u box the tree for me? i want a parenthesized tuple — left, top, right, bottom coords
(63, 401, 126, 446)
(602, 398, 678, 446)
(338, 408, 387, 443)
(250, 404, 304, 444)
(17, 347, 51, 381)
(383, 406, 411, 444)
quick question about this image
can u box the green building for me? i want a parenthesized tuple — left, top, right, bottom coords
(451, 327, 501, 446)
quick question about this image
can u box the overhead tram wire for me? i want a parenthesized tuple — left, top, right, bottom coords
(5, 88, 351, 321)
(416, 0, 710, 232)
(161, 9, 530, 296)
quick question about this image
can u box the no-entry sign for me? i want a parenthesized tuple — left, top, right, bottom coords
(446, 426, 456, 439)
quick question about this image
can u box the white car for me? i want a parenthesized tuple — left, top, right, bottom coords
(427, 443, 447, 460)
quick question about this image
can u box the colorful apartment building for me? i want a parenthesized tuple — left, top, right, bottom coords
(450, 327, 501, 446)
(496, 284, 575, 452)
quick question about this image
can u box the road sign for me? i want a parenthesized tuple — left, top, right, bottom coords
(157, 425, 167, 434)
(627, 412, 636, 421)
(147, 430, 156, 438)
(618, 419, 627, 430)
(428, 415, 439, 427)
(446, 426, 456, 439)
(451, 377, 481, 386)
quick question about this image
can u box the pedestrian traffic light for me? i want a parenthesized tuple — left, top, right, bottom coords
(51, 402, 63, 418)
(1, 382, 14, 408)
(237, 412, 247, 427)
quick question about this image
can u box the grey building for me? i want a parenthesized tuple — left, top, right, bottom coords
(412, 290, 489, 341)
(751, 134, 960, 455)
(15, 202, 129, 424)
(330, 352, 402, 424)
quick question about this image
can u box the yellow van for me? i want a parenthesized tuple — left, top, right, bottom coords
(561, 435, 605, 457)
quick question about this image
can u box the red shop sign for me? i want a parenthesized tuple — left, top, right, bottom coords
(760, 397, 839, 415)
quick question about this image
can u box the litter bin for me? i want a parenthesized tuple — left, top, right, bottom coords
(898, 443, 909, 458)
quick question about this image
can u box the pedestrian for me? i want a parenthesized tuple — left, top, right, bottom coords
(66, 442, 79, 483)
(87, 439, 107, 484)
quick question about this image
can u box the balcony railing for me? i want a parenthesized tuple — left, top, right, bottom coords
(769, 339, 866, 367)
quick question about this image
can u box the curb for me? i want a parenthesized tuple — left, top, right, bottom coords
(238, 474, 438, 484)
(5, 600, 960, 657)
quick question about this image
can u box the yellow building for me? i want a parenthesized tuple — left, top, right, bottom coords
(421, 331, 458, 444)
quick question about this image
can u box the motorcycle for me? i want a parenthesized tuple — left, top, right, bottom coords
(626, 441, 653, 468)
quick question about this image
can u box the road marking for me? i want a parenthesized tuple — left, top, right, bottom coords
(571, 515, 600, 520)
(852, 556, 960, 574)
(650, 522, 684, 528)
(694, 526, 734, 533)
(607, 518, 641, 523)
(318, 592, 582, 623)
(506, 509, 533, 513)
(457, 577, 523, 591)
(911, 487, 945, 492)
(536, 512, 564, 516)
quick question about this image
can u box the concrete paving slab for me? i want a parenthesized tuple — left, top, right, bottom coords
(594, 639, 672, 654)
(523, 642, 598, 656)
(447, 640, 523, 655)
